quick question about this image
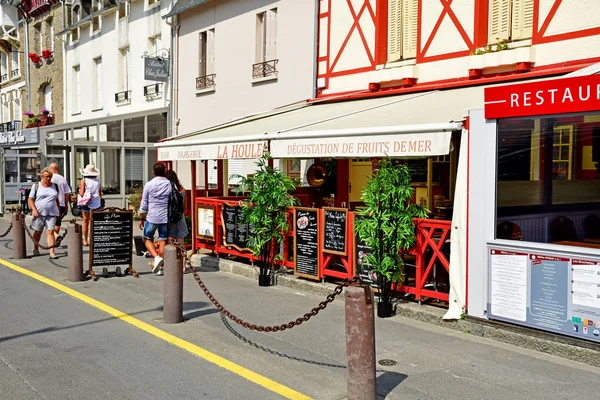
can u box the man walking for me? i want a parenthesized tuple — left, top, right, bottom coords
(49, 162, 72, 236)
(138, 162, 171, 275)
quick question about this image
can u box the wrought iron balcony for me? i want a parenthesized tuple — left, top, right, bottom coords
(11, 69, 19, 78)
(0, 74, 7, 83)
(252, 59, 278, 79)
(0, 120, 22, 132)
(114, 90, 131, 103)
(143, 83, 162, 96)
(196, 74, 216, 90)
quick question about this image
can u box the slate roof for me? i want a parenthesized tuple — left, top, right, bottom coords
(163, 0, 212, 18)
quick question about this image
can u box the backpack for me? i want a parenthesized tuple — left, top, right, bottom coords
(168, 183, 184, 223)
(33, 183, 59, 200)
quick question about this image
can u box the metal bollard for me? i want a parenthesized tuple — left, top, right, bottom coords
(12, 212, 26, 259)
(67, 223, 84, 282)
(163, 245, 183, 324)
(345, 285, 377, 400)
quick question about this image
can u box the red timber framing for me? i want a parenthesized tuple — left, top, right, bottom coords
(194, 197, 452, 304)
(532, 0, 600, 44)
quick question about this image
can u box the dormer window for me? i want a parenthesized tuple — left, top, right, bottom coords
(72, 5, 81, 42)
(92, 0, 102, 32)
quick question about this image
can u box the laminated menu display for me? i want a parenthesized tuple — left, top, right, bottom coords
(294, 207, 320, 280)
(221, 204, 252, 251)
(322, 207, 348, 255)
(90, 209, 133, 274)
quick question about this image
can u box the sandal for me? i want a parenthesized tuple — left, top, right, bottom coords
(82, 241, 89, 247)
(32, 249, 40, 256)
(50, 254, 59, 260)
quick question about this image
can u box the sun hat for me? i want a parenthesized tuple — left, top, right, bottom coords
(80, 164, 100, 177)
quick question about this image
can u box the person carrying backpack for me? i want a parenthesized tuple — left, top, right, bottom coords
(138, 163, 171, 275)
(166, 170, 188, 273)
(28, 167, 61, 259)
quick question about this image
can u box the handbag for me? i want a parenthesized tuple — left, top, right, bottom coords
(71, 202, 82, 217)
(77, 192, 91, 206)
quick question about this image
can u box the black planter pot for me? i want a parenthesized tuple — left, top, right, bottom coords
(377, 302, 393, 318)
(258, 274, 271, 287)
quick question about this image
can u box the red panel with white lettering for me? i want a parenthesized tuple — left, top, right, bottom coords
(484, 75, 600, 119)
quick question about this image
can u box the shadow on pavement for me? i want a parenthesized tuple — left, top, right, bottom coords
(182, 300, 219, 321)
(376, 371, 408, 399)
(0, 306, 162, 343)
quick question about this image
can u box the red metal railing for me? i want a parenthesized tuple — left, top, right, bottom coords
(194, 197, 451, 305)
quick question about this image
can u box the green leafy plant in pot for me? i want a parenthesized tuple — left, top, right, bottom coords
(354, 158, 429, 318)
(236, 154, 299, 286)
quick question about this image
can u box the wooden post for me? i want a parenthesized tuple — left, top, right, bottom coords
(222, 159, 229, 197)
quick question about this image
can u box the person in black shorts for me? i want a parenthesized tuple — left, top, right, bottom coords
(49, 162, 72, 236)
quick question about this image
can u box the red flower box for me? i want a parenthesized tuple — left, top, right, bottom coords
(41, 49, 53, 59)
(28, 53, 41, 64)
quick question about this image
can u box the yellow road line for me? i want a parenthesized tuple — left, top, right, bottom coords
(0, 259, 312, 400)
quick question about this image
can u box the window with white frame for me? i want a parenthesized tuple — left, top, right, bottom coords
(43, 85, 52, 112)
(0, 52, 8, 82)
(13, 93, 21, 121)
(36, 23, 44, 54)
(2, 95, 9, 122)
(488, 0, 533, 43)
(387, 0, 418, 62)
(197, 29, 215, 89)
(11, 48, 19, 78)
(93, 57, 102, 109)
(72, 5, 81, 42)
(118, 0, 130, 19)
(255, 9, 277, 63)
(92, 0, 102, 32)
(48, 19, 54, 51)
(72, 65, 81, 113)
(118, 47, 130, 92)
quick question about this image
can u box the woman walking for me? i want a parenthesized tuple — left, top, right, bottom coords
(78, 164, 102, 246)
(28, 167, 61, 259)
(166, 170, 188, 273)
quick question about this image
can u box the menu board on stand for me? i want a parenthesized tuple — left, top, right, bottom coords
(322, 207, 348, 256)
(221, 203, 252, 251)
(196, 204, 216, 240)
(353, 214, 377, 287)
(293, 207, 320, 280)
(89, 208, 136, 279)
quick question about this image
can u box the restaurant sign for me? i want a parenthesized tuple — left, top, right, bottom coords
(144, 57, 169, 82)
(158, 141, 266, 161)
(484, 74, 600, 119)
(0, 128, 39, 147)
(270, 131, 451, 158)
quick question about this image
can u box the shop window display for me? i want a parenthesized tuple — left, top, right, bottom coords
(496, 113, 600, 243)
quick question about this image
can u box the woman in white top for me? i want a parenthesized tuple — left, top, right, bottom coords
(78, 164, 103, 246)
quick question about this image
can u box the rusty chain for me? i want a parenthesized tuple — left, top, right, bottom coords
(172, 241, 355, 332)
(17, 210, 69, 249)
(0, 208, 16, 238)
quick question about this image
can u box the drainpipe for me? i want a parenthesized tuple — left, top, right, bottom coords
(23, 13, 30, 112)
(59, 0, 67, 123)
(164, 11, 179, 138)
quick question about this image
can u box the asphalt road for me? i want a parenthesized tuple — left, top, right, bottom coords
(0, 215, 600, 399)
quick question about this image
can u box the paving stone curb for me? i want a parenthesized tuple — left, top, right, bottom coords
(191, 253, 600, 367)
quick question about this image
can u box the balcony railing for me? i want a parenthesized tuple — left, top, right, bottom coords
(0, 120, 22, 132)
(252, 59, 278, 79)
(143, 83, 162, 96)
(11, 69, 19, 78)
(196, 74, 216, 90)
(114, 90, 131, 103)
(0, 74, 7, 83)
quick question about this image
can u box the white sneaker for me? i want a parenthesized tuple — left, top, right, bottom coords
(156, 267, 164, 276)
(152, 256, 164, 273)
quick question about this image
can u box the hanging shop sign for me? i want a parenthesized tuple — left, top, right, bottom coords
(144, 57, 169, 82)
(484, 74, 600, 119)
(0, 128, 39, 147)
(270, 131, 451, 158)
(158, 141, 266, 161)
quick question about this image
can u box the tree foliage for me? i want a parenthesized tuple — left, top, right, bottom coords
(236, 154, 299, 275)
(354, 158, 428, 303)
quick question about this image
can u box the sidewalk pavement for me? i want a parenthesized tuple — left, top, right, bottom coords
(1, 213, 599, 399)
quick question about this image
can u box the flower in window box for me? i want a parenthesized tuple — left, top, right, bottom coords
(23, 110, 34, 117)
(40, 107, 50, 115)
(41, 49, 53, 60)
(28, 53, 41, 64)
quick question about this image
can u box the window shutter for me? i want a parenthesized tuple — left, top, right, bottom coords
(125, 149, 144, 182)
(266, 9, 277, 61)
(207, 29, 215, 75)
(402, 0, 418, 59)
(387, 0, 402, 62)
(227, 159, 244, 185)
(488, 0, 510, 43)
(511, 0, 533, 40)
(96, 58, 102, 108)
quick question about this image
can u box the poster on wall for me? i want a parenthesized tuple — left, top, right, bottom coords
(487, 248, 600, 343)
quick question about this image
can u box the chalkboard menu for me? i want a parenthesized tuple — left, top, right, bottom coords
(322, 207, 348, 255)
(221, 204, 252, 251)
(294, 207, 320, 280)
(407, 159, 427, 182)
(90, 208, 133, 268)
(353, 214, 377, 288)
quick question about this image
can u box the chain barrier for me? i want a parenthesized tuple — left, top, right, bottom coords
(17, 210, 70, 249)
(0, 207, 16, 238)
(172, 241, 356, 332)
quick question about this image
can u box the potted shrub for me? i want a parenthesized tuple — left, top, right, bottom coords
(354, 158, 429, 318)
(41, 49, 53, 60)
(236, 153, 299, 286)
(28, 53, 41, 64)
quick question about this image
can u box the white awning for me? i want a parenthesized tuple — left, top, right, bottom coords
(156, 86, 485, 161)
